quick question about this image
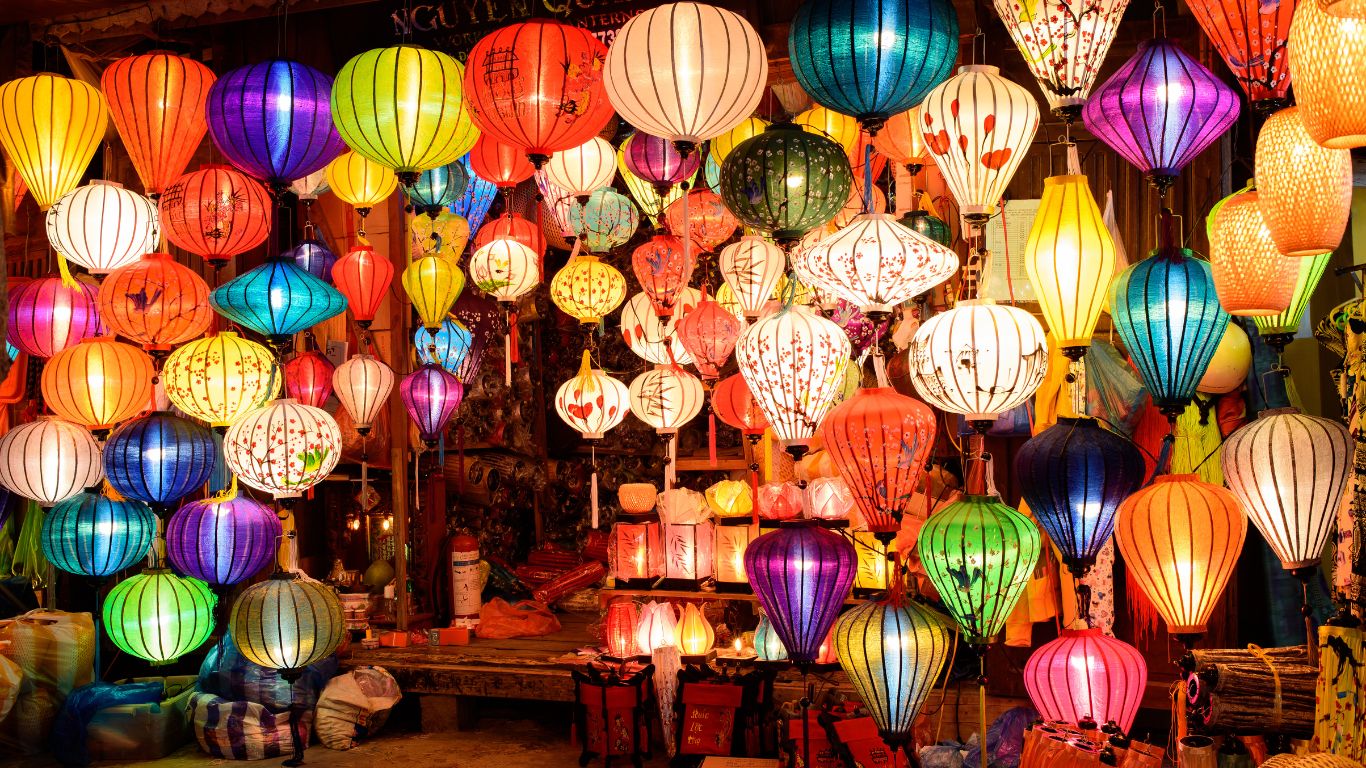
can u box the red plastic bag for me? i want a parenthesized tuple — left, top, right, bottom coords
(475, 599, 561, 639)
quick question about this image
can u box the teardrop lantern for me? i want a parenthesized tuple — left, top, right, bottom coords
(159, 166, 272, 267)
(1186, 0, 1294, 109)
(284, 350, 335, 409)
(402, 255, 465, 332)
(718, 236, 785, 319)
(821, 386, 936, 535)
(1287, 0, 1366, 149)
(101, 53, 215, 196)
(400, 364, 464, 446)
(0, 74, 107, 209)
(675, 297, 743, 380)
(631, 235, 696, 318)
(333, 354, 394, 436)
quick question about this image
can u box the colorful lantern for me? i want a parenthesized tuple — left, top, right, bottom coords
(620, 289, 699, 366)
(992, 0, 1127, 117)
(555, 352, 630, 439)
(1024, 173, 1115, 354)
(712, 373, 768, 437)
(163, 333, 281, 428)
(453, 153, 498, 233)
(290, 239, 337, 282)
(0, 417, 104, 506)
(469, 134, 535, 190)
(8, 276, 102, 358)
(211, 256, 348, 348)
(746, 523, 857, 663)
(289, 169, 328, 200)
(401, 364, 464, 446)
(1186, 0, 1294, 108)
(618, 147, 688, 225)
(571, 188, 639, 254)
(613, 519, 663, 586)
(1255, 107, 1352, 256)
(416, 318, 473, 375)
(719, 123, 853, 246)
(101, 53, 215, 196)
(46, 181, 159, 275)
(852, 531, 891, 591)
(406, 162, 469, 217)
(159, 166, 272, 266)
(1199, 322, 1252, 395)
(715, 519, 758, 589)
(663, 521, 715, 585)
(104, 569, 216, 664)
(636, 601, 680, 653)
(604, 600, 641, 658)
(550, 255, 628, 324)
(224, 399, 341, 498)
(230, 571, 344, 671)
(103, 412, 216, 509)
(97, 252, 211, 354)
(675, 602, 715, 655)
(806, 477, 854, 522)
(0, 74, 107, 209)
(631, 235, 695, 318)
(332, 354, 394, 437)
(718, 236, 785, 320)
(1254, 252, 1332, 340)
(663, 189, 739, 253)
(901, 207, 952, 248)
(167, 494, 282, 586)
(331, 244, 394, 329)
(675, 298, 742, 380)
(1209, 189, 1299, 317)
(821, 386, 936, 535)
(41, 337, 154, 434)
(872, 107, 928, 170)
(710, 118, 768, 164)
(795, 106, 861, 156)
(543, 136, 616, 198)
(469, 240, 541, 304)
(798, 213, 958, 317)
(1288, 0, 1366, 149)
(1023, 628, 1147, 730)
(474, 213, 547, 257)
(402, 255, 465, 332)
(326, 151, 398, 214)
(42, 492, 156, 577)
(629, 366, 705, 435)
(754, 613, 788, 660)
(284, 350, 335, 408)
(621, 133, 700, 195)
(412, 211, 470, 259)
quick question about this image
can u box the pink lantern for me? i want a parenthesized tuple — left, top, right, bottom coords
(635, 601, 680, 654)
(284, 350, 335, 409)
(806, 476, 854, 521)
(663, 189, 739, 252)
(612, 519, 662, 586)
(631, 234, 695, 318)
(8, 276, 102, 358)
(1023, 627, 1148, 731)
(758, 482, 804, 522)
(675, 298, 742, 381)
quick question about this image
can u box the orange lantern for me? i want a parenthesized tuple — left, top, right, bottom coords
(712, 373, 769, 438)
(715, 519, 759, 591)
(159, 166, 271, 268)
(1287, 0, 1366, 149)
(98, 252, 213, 353)
(663, 189, 740, 252)
(331, 245, 394, 329)
(604, 599, 641, 659)
(469, 134, 535, 190)
(631, 234, 695, 318)
(871, 107, 928, 171)
(612, 518, 663, 586)
(1255, 107, 1352, 257)
(1208, 189, 1298, 317)
(674, 602, 715, 656)
(474, 214, 546, 257)
(41, 336, 154, 435)
(101, 53, 216, 196)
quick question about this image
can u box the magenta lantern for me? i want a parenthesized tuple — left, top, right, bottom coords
(400, 363, 464, 447)
(8, 276, 103, 358)
(1023, 627, 1147, 731)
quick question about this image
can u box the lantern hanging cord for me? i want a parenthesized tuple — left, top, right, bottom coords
(863, 143, 875, 214)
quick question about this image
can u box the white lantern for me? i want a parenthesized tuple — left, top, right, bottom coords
(0, 416, 104, 506)
(907, 299, 1048, 422)
(332, 353, 394, 436)
(289, 169, 329, 200)
(224, 399, 343, 499)
(920, 65, 1040, 222)
(718, 235, 785, 319)
(603, 2, 768, 154)
(555, 351, 631, 439)
(620, 289, 699, 366)
(735, 304, 851, 455)
(544, 137, 616, 199)
(469, 239, 540, 304)
(45, 180, 159, 274)
(628, 366, 705, 435)
(1221, 408, 1351, 570)
(797, 213, 958, 316)
(991, 0, 1128, 116)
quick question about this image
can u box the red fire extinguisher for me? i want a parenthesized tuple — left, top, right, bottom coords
(449, 533, 482, 627)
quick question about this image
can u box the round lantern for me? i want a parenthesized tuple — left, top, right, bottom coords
(1024, 174, 1116, 354)
(104, 569, 216, 664)
(629, 366, 705, 434)
(918, 494, 1042, 644)
(675, 298, 743, 380)
(101, 53, 215, 196)
(622, 133, 701, 195)
(1198, 323, 1251, 395)
(469, 135, 535, 190)
(205, 59, 346, 193)
(550, 255, 628, 324)
(0, 417, 104, 506)
(41, 337, 154, 434)
(454, 153, 499, 233)
(406, 161, 469, 217)
(469, 240, 541, 304)
(711, 372, 769, 437)
(872, 107, 928, 170)
(921, 66, 1039, 221)
(46, 181, 159, 275)
(718, 236, 785, 319)
(103, 411, 216, 510)
(290, 239, 336, 282)
(332, 45, 475, 182)
(159, 166, 271, 266)
(401, 364, 464, 446)
(619, 289, 699, 366)
(1288, 0, 1366, 149)
(289, 169, 328, 200)
(0, 74, 107, 209)
(1254, 253, 1333, 341)
(284, 350, 335, 408)
(901, 208, 952, 248)
(167, 494, 282, 586)
(1221, 408, 1351, 570)
(798, 213, 958, 317)
(1082, 39, 1240, 193)
(1016, 417, 1144, 574)
(230, 571, 344, 671)
(1023, 628, 1147, 731)
(474, 214, 547, 256)
(907, 300, 1048, 423)
(333, 354, 394, 436)
(544, 137, 616, 199)
(163, 332, 281, 428)
(571, 188, 640, 254)
(719, 123, 853, 246)
(211, 256, 348, 348)
(1187, 0, 1294, 108)
(992, 0, 1126, 117)
(416, 319, 473, 375)
(1209, 189, 1298, 317)
(631, 235, 695, 318)
(710, 117, 768, 165)
(224, 399, 342, 498)
(794, 106, 860, 156)
(834, 599, 951, 748)
(735, 305, 852, 456)
(821, 386, 936, 535)
(413, 211, 471, 259)
(663, 189, 739, 253)
(332, 244, 394, 329)
(618, 148, 688, 225)
(42, 492, 156, 577)
(745, 522, 857, 663)
(402, 255, 465, 332)
(1255, 107, 1352, 256)
(603, 2, 768, 155)
(555, 352, 631, 439)
(326, 151, 398, 214)
(8, 276, 102, 358)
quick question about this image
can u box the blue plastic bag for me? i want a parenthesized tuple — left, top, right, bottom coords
(49, 680, 163, 766)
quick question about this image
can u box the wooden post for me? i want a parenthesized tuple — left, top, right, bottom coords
(388, 195, 412, 631)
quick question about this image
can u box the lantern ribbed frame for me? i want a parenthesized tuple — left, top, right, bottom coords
(711, 372, 769, 436)
(0, 417, 104, 506)
(211, 257, 349, 344)
(736, 305, 851, 451)
(571, 188, 640, 254)
(1023, 628, 1148, 730)
(325, 151, 398, 210)
(675, 299, 743, 380)
(416, 319, 473, 375)
(872, 107, 928, 167)
(663, 189, 739, 253)
(1254, 252, 1332, 337)
(1187, 0, 1294, 105)
(795, 106, 860, 156)
(101, 53, 215, 196)
(470, 239, 541, 303)
(332, 353, 394, 435)
(1288, 0, 1366, 149)
(1198, 322, 1251, 395)
(550, 254, 628, 324)
(291, 239, 337, 282)
(8, 276, 102, 358)
(1024, 174, 1116, 349)
(622, 133, 700, 192)
(631, 235, 695, 318)
(718, 236, 785, 319)
(710, 118, 768, 164)
(545, 137, 616, 198)
(104, 569, 216, 664)
(992, 0, 1127, 113)
(1115, 473, 1246, 634)
(163, 332, 281, 428)
(224, 398, 342, 498)
(103, 411, 216, 507)
(618, 145, 688, 225)
(167, 494, 282, 586)
(1209, 190, 1299, 317)
(799, 212, 958, 315)
(619, 290, 699, 366)
(454, 153, 498, 233)
(1255, 107, 1352, 256)
(230, 572, 344, 672)
(754, 613, 788, 661)
(628, 366, 705, 434)
(907, 300, 1048, 421)
(0, 74, 107, 209)
(469, 134, 535, 189)
(331, 245, 394, 327)
(407, 162, 469, 216)
(46, 181, 160, 275)
(284, 350, 335, 408)
(554, 354, 631, 439)
(290, 169, 328, 200)
(41, 337, 154, 432)
(604, 599, 641, 658)
(1221, 408, 1352, 570)
(402, 255, 465, 332)
(413, 211, 470, 259)
(901, 209, 952, 248)
(745, 522, 857, 663)
(401, 364, 464, 445)
(821, 386, 936, 534)
(834, 600, 951, 746)
(42, 492, 156, 577)
(98, 252, 212, 351)
(159, 166, 271, 264)
(536, 172, 578, 240)
(918, 494, 1042, 644)
(719, 123, 853, 243)
(474, 214, 547, 258)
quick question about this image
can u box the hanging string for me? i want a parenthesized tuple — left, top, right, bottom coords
(863, 142, 875, 214)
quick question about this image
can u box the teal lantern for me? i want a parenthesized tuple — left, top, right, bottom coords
(211, 255, 348, 350)
(569, 188, 640, 254)
(41, 492, 156, 578)
(719, 122, 852, 247)
(103, 568, 217, 664)
(899, 209, 952, 248)
(407, 161, 469, 218)
(415, 317, 472, 376)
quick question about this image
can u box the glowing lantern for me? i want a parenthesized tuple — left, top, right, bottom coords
(571, 188, 640, 254)
(1023, 628, 1147, 731)
(715, 520, 758, 590)
(907, 300, 1048, 422)
(402, 255, 465, 332)
(159, 166, 271, 267)
(755, 614, 788, 660)
(544, 137, 616, 198)
(1288, 0, 1366, 149)
(1187, 0, 1294, 108)
(1255, 107, 1351, 256)
(636, 601, 680, 653)
(1199, 322, 1251, 395)
(1221, 409, 1351, 570)
(1116, 474, 1246, 637)
(289, 169, 328, 200)
(163, 333, 280, 428)
(798, 213, 958, 317)
(46, 182, 159, 275)
(719, 123, 853, 246)
(675, 298, 742, 380)
(42, 492, 156, 577)
(921, 66, 1039, 221)
(211, 256, 348, 348)
(613, 519, 663, 586)
(225, 399, 341, 498)
(0, 417, 104, 506)
(631, 235, 695, 317)
(41, 337, 154, 434)
(821, 386, 936, 535)
(1209, 189, 1298, 317)
(1024, 174, 1116, 354)
(619, 290, 699, 366)
(331, 244, 394, 329)
(290, 239, 336, 282)
(167, 494, 282, 586)
(663, 189, 739, 252)
(454, 153, 498, 233)
(620, 485, 659, 517)
(873, 107, 929, 170)
(101, 53, 215, 196)
(331, 45, 475, 182)
(629, 366, 705, 435)
(621, 133, 700, 195)
(604, 600, 641, 658)
(759, 483, 806, 521)
(103, 411, 216, 510)
(550, 255, 628, 324)
(469, 240, 541, 304)
(554, 352, 630, 439)
(284, 351, 335, 409)
(413, 211, 470, 259)
(794, 106, 861, 155)
(675, 602, 715, 655)
(853, 531, 891, 591)
(1083, 39, 1240, 194)
(416, 319, 473, 375)
(401, 364, 464, 447)
(104, 569, 216, 664)
(326, 151, 398, 215)
(918, 495, 1042, 644)
(603, 2, 768, 156)
(992, 0, 1127, 118)
(0, 74, 107, 209)
(901, 207, 952, 247)
(663, 520, 715, 586)
(469, 135, 534, 190)
(718, 236, 785, 319)
(474, 213, 547, 257)
(746, 523, 857, 663)
(618, 146, 688, 225)
(230, 572, 344, 677)
(333, 354, 394, 436)
(1254, 252, 1332, 341)
(406, 162, 469, 217)
(710, 117, 767, 164)
(806, 477, 855, 522)
(8, 276, 102, 358)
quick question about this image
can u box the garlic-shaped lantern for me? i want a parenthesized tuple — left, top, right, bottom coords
(223, 399, 342, 498)
(555, 351, 631, 439)
(628, 366, 706, 435)
(797, 212, 958, 317)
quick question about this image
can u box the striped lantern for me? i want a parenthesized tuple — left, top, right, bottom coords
(224, 399, 342, 498)
(159, 166, 272, 266)
(40, 337, 155, 434)
(621, 132, 700, 195)
(718, 236, 785, 319)
(469, 240, 541, 304)
(675, 298, 743, 380)
(545, 137, 616, 198)
(101, 53, 215, 196)
(167, 494, 282, 586)
(332, 354, 394, 437)
(555, 351, 631, 439)
(415, 318, 473, 375)
(162, 332, 281, 429)
(1023, 628, 1147, 730)
(46, 181, 160, 274)
(42, 492, 156, 577)
(104, 569, 216, 664)
(230, 571, 344, 672)
(98, 252, 213, 352)
(821, 386, 936, 535)
(474, 213, 547, 256)
(631, 234, 695, 318)
(1253, 253, 1332, 340)
(331, 244, 394, 329)
(469, 134, 535, 190)
(1023, 173, 1116, 353)
(797, 212, 958, 316)
(628, 366, 705, 435)
(210, 256, 349, 347)
(401, 255, 465, 332)
(8, 276, 102, 358)
(284, 350, 335, 409)
(745, 522, 857, 663)
(0, 417, 104, 506)
(103, 411, 216, 511)
(326, 151, 398, 213)
(0, 74, 107, 209)
(400, 364, 464, 446)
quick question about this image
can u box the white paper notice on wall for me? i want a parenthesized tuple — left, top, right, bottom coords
(980, 198, 1041, 304)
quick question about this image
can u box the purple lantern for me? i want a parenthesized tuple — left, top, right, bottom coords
(401, 363, 465, 446)
(8, 276, 103, 358)
(290, 238, 337, 283)
(745, 522, 858, 664)
(623, 133, 702, 196)
(1082, 39, 1239, 195)
(205, 59, 348, 196)
(830, 300, 888, 357)
(166, 494, 282, 586)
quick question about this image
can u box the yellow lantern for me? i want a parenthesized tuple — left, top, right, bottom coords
(326, 151, 398, 215)
(674, 602, 715, 656)
(0, 74, 108, 209)
(402, 255, 465, 332)
(1254, 106, 1352, 256)
(411, 212, 470, 259)
(1197, 322, 1252, 395)
(795, 106, 860, 156)
(1024, 173, 1116, 356)
(163, 332, 281, 428)
(715, 519, 759, 591)
(710, 117, 768, 164)
(41, 337, 154, 435)
(705, 480, 752, 519)
(549, 254, 628, 324)
(853, 531, 892, 594)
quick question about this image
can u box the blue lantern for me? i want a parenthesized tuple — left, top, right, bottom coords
(211, 256, 348, 348)
(415, 318, 473, 376)
(452, 153, 497, 234)
(167, 494, 282, 586)
(408, 161, 469, 217)
(104, 412, 217, 511)
(289, 238, 337, 283)
(704, 152, 721, 193)
(41, 492, 157, 577)
(788, 0, 959, 132)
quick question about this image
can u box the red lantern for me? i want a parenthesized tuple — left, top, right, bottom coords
(469, 134, 535, 190)
(284, 349, 336, 408)
(663, 189, 740, 252)
(8, 276, 102, 358)
(159, 165, 271, 267)
(711, 373, 768, 437)
(1023, 627, 1147, 731)
(331, 244, 394, 329)
(101, 53, 216, 196)
(463, 20, 615, 167)
(474, 213, 546, 257)
(675, 298, 741, 381)
(821, 386, 936, 535)
(98, 252, 213, 353)
(604, 598, 641, 658)
(631, 234, 695, 318)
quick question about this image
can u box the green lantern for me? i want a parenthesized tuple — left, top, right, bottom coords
(899, 209, 952, 248)
(103, 568, 216, 665)
(1253, 251, 1332, 347)
(719, 122, 852, 247)
(917, 495, 1041, 645)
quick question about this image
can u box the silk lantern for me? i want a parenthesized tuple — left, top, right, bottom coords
(613, 519, 662, 585)
(719, 123, 853, 246)
(469, 239, 541, 304)
(224, 399, 342, 498)
(1199, 322, 1252, 395)
(852, 531, 891, 592)
(618, 145, 688, 225)
(921, 66, 1039, 221)
(333, 354, 394, 436)
(712, 372, 769, 437)
(1082, 39, 1239, 194)
(326, 151, 398, 217)
(571, 188, 640, 254)
(629, 366, 705, 435)
(1115, 474, 1246, 637)
(8, 276, 102, 358)
(406, 162, 469, 217)
(604, 600, 641, 658)
(622, 132, 700, 195)
(416, 318, 473, 375)
(413, 210, 470, 259)
(0, 73, 107, 209)
(401, 364, 464, 446)
(1023, 628, 1147, 731)
(675, 298, 742, 380)
(544, 137, 616, 199)
(821, 386, 936, 535)
(46, 181, 159, 274)
(1288, 0, 1366, 149)
(550, 255, 628, 324)
(41, 337, 154, 434)
(291, 238, 336, 282)
(402, 255, 465, 332)
(101, 53, 215, 196)
(555, 352, 630, 439)
(332, 244, 394, 329)
(163, 333, 282, 428)
(675, 602, 716, 655)
(205, 59, 346, 194)
(289, 169, 329, 201)
(631, 235, 695, 317)
(718, 236, 785, 319)
(284, 350, 335, 408)
(745, 522, 857, 664)
(1208, 189, 1298, 317)
(103, 411, 216, 510)
(663, 189, 739, 253)
(537, 172, 579, 244)
(795, 106, 860, 156)
(663, 521, 715, 586)
(104, 569, 216, 664)
(42, 492, 156, 577)
(620, 289, 698, 366)
(0, 417, 104, 506)
(1255, 107, 1352, 256)
(1023, 173, 1116, 354)
(873, 107, 928, 171)
(901, 207, 952, 248)
(1187, 0, 1294, 108)
(469, 135, 535, 190)
(454, 153, 498, 233)
(1254, 252, 1332, 341)
(1221, 409, 1351, 570)
(211, 256, 348, 348)
(798, 213, 958, 317)
(755, 613, 788, 660)
(710, 117, 768, 164)
(603, 2, 768, 156)
(992, 0, 1128, 117)
(167, 494, 282, 586)
(918, 495, 1042, 644)
(159, 166, 271, 266)
(332, 45, 475, 182)
(474, 213, 547, 256)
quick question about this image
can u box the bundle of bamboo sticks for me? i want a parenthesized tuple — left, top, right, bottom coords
(1183, 645, 1316, 737)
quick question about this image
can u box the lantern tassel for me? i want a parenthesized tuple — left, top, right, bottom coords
(505, 316, 513, 387)
(666, 435, 677, 491)
(872, 348, 890, 388)
(709, 413, 718, 468)
(55, 253, 81, 289)
(978, 656, 989, 768)
(762, 430, 773, 483)
(208, 474, 239, 504)
(591, 445, 600, 529)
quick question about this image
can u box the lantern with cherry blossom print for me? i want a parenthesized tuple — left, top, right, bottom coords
(101, 53, 215, 197)
(991, 0, 1127, 119)
(555, 352, 631, 439)
(332, 353, 394, 437)
(604, 599, 642, 659)
(8, 276, 102, 358)
(46, 181, 160, 275)
(1024, 628, 1147, 731)
(41, 337, 155, 436)
(159, 166, 271, 268)
(663, 189, 740, 253)
(331, 244, 394, 329)
(632, 235, 695, 318)
(98, 253, 212, 354)
(622, 132, 701, 196)
(719, 122, 853, 247)
(224, 399, 342, 499)
(469, 135, 535, 190)
(719, 236, 785, 320)
(162, 332, 281, 429)
(619, 290, 699, 366)
(1186, 0, 1293, 109)
(629, 366, 705, 436)
(550, 255, 628, 325)
(284, 350, 335, 409)
(675, 298, 743, 381)
(401, 364, 464, 447)
(797, 213, 958, 318)
(544, 137, 616, 199)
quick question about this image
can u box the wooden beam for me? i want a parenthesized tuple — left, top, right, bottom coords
(388, 194, 411, 631)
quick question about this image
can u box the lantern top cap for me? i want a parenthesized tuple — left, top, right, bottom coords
(1153, 473, 1201, 484)
(268, 569, 301, 581)
(1258, 406, 1301, 418)
(274, 397, 300, 406)
(956, 298, 995, 307)
(958, 64, 1001, 76)
(1055, 415, 1099, 427)
(1059, 626, 1104, 638)
(1042, 174, 1089, 186)
(959, 493, 1005, 504)
(90, 179, 123, 189)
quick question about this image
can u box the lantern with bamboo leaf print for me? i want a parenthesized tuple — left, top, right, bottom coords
(604, 2, 768, 158)
(43, 492, 156, 577)
(675, 296, 742, 381)
(406, 161, 469, 218)
(572, 188, 639, 255)
(1024, 172, 1115, 356)
(470, 239, 540, 305)
(1208, 188, 1299, 317)
(620, 290, 698, 366)
(159, 166, 271, 268)
(632, 235, 695, 318)
(103, 411, 216, 513)
(9, 276, 102, 359)
(41, 337, 154, 436)
(0, 417, 104, 506)
(401, 364, 463, 447)
(46, 181, 160, 275)
(1288, 0, 1366, 149)
(98, 253, 213, 354)
(284, 349, 335, 409)
(1115, 474, 1245, 640)
(416, 318, 472, 375)
(719, 236, 785, 320)
(622, 133, 700, 196)
(101, 53, 215, 197)
(746, 522, 857, 664)
(211, 255, 348, 351)
(720, 123, 853, 247)
(550, 255, 627, 324)
(475, 213, 547, 257)
(629, 366, 705, 436)
(664, 189, 739, 253)
(402, 255, 465, 333)
(168, 493, 281, 586)
(326, 151, 398, 232)
(1255, 107, 1352, 257)
(225, 398, 341, 499)
(798, 213, 958, 318)
(1254, 253, 1332, 347)
(332, 244, 394, 329)
(1024, 628, 1147, 731)
(333, 353, 394, 437)
(0, 73, 107, 209)
(992, 0, 1127, 119)
(163, 332, 281, 429)
(544, 136, 616, 199)
(104, 568, 216, 664)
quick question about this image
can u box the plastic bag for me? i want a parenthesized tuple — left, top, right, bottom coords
(0, 652, 20, 723)
(0, 609, 95, 754)
(197, 634, 334, 712)
(476, 598, 561, 639)
(48, 679, 163, 767)
(1085, 340, 1147, 436)
(190, 691, 313, 761)
(963, 706, 1038, 768)
(314, 666, 401, 750)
